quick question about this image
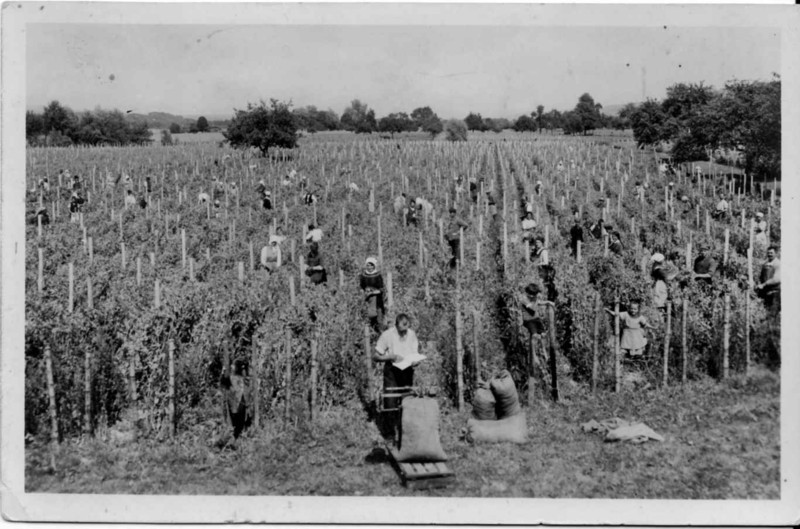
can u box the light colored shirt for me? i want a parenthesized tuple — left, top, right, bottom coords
(521, 218, 537, 231)
(716, 199, 729, 212)
(124, 195, 137, 206)
(198, 192, 210, 203)
(306, 228, 323, 242)
(375, 327, 419, 363)
(261, 246, 281, 268)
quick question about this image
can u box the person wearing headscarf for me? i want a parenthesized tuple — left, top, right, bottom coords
(393, 193, 407, 216)
(754, 212, 768, 249)
(305, 224, 323, 243)
(534, 180, 543, 196)
(260, 236, 282, 272)
(359, 256, 385, 333)
(262, 190, 272, 210)
(650, 253, 669, 312)
(403, 198, 419, 227)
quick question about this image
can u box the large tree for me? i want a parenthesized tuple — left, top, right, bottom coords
(444, 120, 468, 142)
(42, 100, 77, 136)
(378, 112, 416, 137)
(513, 114, 537, 132)
(535, 105, 545, 130)
(573, 93, 603, 135)
(410, 106, 443, 138)
(630, 99, 669, 147)
(224, 99, 298, 155)
(340, 99, 377, 133)
(196, 116, 209, 133)
(464, 112, 486, 132)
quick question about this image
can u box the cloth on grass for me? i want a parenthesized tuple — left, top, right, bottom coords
(396, 397, 448, 462)
(467, 412, 527, 444)
(581, 417, 664, 444)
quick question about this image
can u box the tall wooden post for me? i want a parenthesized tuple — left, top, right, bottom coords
(284, 330, 292, 423)
(547, 304, 558, 402)
(83, 348, 92, 436)
(364, 324, 372, 401)
(472, 310, 480, 386)
(168, 339, 176, 436)
(681, 298, 688, 383)
(38, 248, 44, 294)
(68, 263, 74, 313)
(663, 301, 672, 387)
(386, 271, 394, 308)
(181, 229, 187, 270)
(614, 298, 621, 393)
(455, 305, 464, 412)
(309, 336, 318, 422)
(722, 293, 731, 379)
(44, 344, 59, 448)
(744, 291, 751, 376)
(591, 292, 601, 394)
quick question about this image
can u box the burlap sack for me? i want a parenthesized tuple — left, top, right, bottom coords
(471, 387, 497, 420)
(467, 412, 528, 444)
(396, 397, 448, 462)
(490, 370, 522, 419)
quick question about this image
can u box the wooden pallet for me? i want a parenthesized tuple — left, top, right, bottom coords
(386, 446, 455, 490)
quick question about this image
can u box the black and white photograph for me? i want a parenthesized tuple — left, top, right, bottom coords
(2, 1, 799, 525)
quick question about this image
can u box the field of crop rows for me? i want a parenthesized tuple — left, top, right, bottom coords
(24, 131, 780, 449)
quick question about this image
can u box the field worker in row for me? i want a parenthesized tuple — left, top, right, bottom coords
(198, 191, 210, 204)
(305, 242, 327, 285)
(469, 178, 479, 204)
(72, 174, 82, 192)
(415, 196, 434, 217)
(348, 182, 360, 193)
(393, 193, 407, 216)
(34, 207, 50, 226)
(403, 198, 419, 227)
(634, 181, 645, 201)
(445, 208, 469, 268)
(303, 190, 319, 205)
(754, 212, 768, 248)
(530, 237, 549, 265)
(69, 191, 85, 222)
(260, 236, 282, 273)
(534, 180, 543, 196)
(262, 190, 272, 210)
(692, 245, 715, 287)
(374, 313, 424, 438)
(105, 171, 115, 188)
(255, 179, 267, 197)
(123, 173, 133, 190)
(521, 211, 537, 234)
(306, 224, 323, 243)
(124, 189, 137, 208)
(755, 245, 780, 313)
(360, 256, 386, 333)
(650, 253, 670, 313)
(604, 300, 656, 360)
(145, 176, 152, 194)
(713, 195, 730, 219)
(229, 181, 238, 197)
(608, 231, 623, 256)
(556, 161, 565, 172)
(570, 216, 584, 258)
(589, 218, 607, 240)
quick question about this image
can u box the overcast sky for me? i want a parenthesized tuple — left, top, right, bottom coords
(27, 24, 780, 120)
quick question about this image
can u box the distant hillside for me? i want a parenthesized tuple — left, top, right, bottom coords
(125, 112, 193, 130)
(126, 112, 229, 132)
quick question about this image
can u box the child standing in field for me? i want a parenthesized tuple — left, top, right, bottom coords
(605, 301, 655, 358)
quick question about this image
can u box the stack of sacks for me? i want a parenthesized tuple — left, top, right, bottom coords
(467, 370, 528, 444)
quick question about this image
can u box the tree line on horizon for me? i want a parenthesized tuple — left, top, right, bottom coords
(25, 75, 780, 182)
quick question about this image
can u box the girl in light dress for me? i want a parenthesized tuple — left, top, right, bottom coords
(605, 300, 656, 358)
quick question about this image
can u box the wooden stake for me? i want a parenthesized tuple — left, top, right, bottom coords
(121, 242, 127, 270)
(181, 229, 186, 270)
(744, 291, 751, 376)
(455, 305, 464, 412)
(38, 248, 44, 294)
(86, 277, 93, 309)
(547, 304, 558, 402)
(136, 257, 142, 286)
(723, 229, 730, 266)
(722, 293, 730, 379)
(154, 279, 161, 308)
(592, 292, 601, 394)
(284, 329, 292, 422)
(663, 301, 672, 387)
(83, 347, 92, 436)
(88, 237, 93, 264)
(289, 275, 296, 305)
(68, 263, 74, 313)
(614, 298, 621, 393)
(472, 310, 480, 386)
(44, 344, 59, 447)
(681, 298, 688, 383)
(363, 325, 372, 399)
(309, 337, 318, 422)
(386, 271, 394, 308)
(168, 339, 176, 436)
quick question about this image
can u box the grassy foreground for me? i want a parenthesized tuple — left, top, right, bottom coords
(26, 367, 779, 498)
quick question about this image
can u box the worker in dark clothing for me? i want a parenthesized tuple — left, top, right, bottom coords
(305, 242, 327, 285)
(220, 358, 251, 441)
(609, 231, 623, 255)
(693, 246, 715, 287)
(445, 208, 469, 268)
(570, 216, 584, 258)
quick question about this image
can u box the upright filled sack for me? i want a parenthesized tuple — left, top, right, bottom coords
(471, 387, 497, 420)
(396, 397, 448, 462)
(489, 370, 522, 419)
